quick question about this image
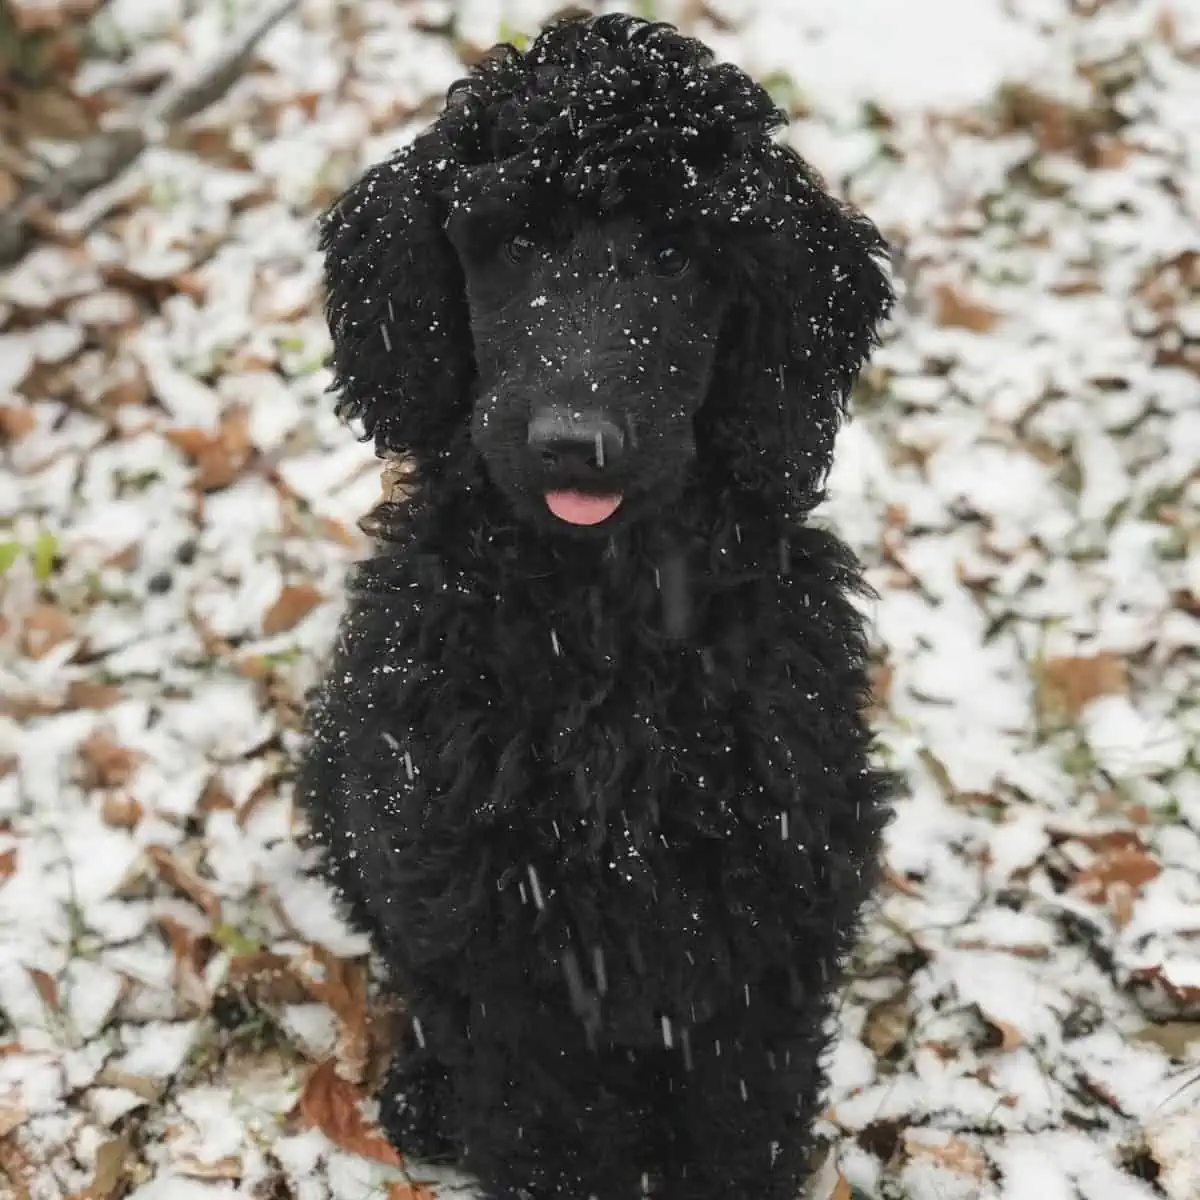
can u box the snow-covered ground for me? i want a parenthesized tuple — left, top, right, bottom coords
(1, 1, 1198, 1197)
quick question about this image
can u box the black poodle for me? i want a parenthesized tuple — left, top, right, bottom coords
(301, 13, 895, 1199)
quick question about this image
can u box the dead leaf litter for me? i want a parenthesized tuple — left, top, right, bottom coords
(1, 1, 1198, 1198)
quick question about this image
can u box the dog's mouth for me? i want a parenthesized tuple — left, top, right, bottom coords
(543, 490, 624, 526)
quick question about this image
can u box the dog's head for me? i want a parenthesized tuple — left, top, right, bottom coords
(321, 13, 893, 535)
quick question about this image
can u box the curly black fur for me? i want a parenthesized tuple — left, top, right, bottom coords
(301, 13, 896, 1199)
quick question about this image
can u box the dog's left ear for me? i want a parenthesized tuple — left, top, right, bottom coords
(319, 130, 471, 463)
(706, 145, 894, 497)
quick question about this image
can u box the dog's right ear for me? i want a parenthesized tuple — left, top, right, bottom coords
(319, 132, 471, 462)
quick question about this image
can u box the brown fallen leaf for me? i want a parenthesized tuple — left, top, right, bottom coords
(1108, 880, 1137, 928)
(868, 660, 893, 715)
(0, 848, 16, 881)
(931, 283, 1002, 332)
(73, 1129, 134, 1200)
(882, 865, 922, 897)
(197, 776, 236, 816)
(0, 1132, 34, 1199)
(363, 1001, 407, 1095)
(954, 937, 1050, 960)
(64, 680, 122, 711)
(146, 845, 222, 922)
(358, 455, 418, 538)
(0, 403, 36, 443)
(222, 945, 378, 1076)
(984, 1015, 1025, 1053)
(78, 732, 140, 790)
(902, 1130, 990, 1179)
(863, 989, 912, 1059)
(7, 0, 84, 35)
(319, 516, 360, 548)
(297, 1060, 403, 1167)
(158, 916, 212, 1012)
(994, 82, 1119, 163)
(1037, 652, 1128, 719)
(99, 793, 143, 830)
(295, 947, 371, 1078)
(27, 968, 59, 1014)
(20, 604, 74, 660)
(95, 360, 151, 411)
(92, 1067, 163, 1102)
(1132, 1022, 1200, 1058)
(1050, 825, 1145, 854)
(0, 1103, 28, 1139)
(262, 583, 323, 636)
(387, 1183, 436, 1200)
(222, 951, 312, 1009)
(165, 408, 254, 492)
(1073, 846, 1161, 899)
(174, 1154, 243, 1180)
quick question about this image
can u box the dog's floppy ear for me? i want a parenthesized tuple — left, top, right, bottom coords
(319, 131, 471, 462)
(706, 145, 894, 502)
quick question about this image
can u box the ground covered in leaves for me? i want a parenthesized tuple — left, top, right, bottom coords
(1, 1, 1199, 1197)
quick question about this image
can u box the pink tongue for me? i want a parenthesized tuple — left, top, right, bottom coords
(544, 491, 623, 525)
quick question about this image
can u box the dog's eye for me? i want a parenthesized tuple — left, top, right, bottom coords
(503, 234, 535, 264)
(651, 241, 690, 278)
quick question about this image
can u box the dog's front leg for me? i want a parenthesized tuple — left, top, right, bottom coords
(658, 975, 831, 1200)
(449, 1010, 659, 1200)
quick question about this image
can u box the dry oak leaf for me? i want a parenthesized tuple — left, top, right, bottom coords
(883, 865, 921, 897)
(165, 408, 253, 492)
(27, 968, 59, 1014)
(319, 516, 360, 548)
(71, 1128, 134, 1200)
(174, 1154, 243, 1180)
(868, 661, 894, 714)
(146, 845, 222, 922)
(20, 604, 73, 660)
(863, 990, 913, 1059)
(78, 731, 139, 790)
(64, 680, 121, 711)
(1037, 652, 1128, 719)
(1050, 826, 1145, 854)
(262, 583, 323, 636)
(8, 0, 108, 35)
(984, 1015, 1025, 1053)
(1108, 880, 1137, 929)
(1073, 845, 1161, 900)
(197, 775, 236, 816)
(0, 404, 36, 442)
(0, 1102, 28, 1139)
(902, 1131, 990, 1179)
(222, 951, 312, 1009)
(931, 283, 1002, 332)
(297, 1059, 403, 1168)
(388, 1184, 436, 1200)
(92, 1066, 163, 1102)
(99, 793, 143, 830)
(0, 1133, 35, 1200)
(158, 915, 212, 1012)
(295, 946, 372, 1081)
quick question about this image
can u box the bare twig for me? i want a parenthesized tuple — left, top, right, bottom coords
(0, 0, 300, 267)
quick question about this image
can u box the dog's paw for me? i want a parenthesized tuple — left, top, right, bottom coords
(377, 1052, 458, 1164)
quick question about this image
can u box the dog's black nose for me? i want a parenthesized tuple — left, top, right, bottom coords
(527, 406, 625, 471)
